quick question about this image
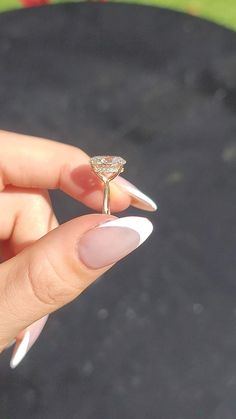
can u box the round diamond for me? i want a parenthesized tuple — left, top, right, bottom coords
(90, 155, 126, 179)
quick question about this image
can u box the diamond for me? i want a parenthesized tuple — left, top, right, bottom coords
(90, 156, 126, 180)
(89, 155, 126, 214)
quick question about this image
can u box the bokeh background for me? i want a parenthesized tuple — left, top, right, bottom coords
(1, 0, 236, 30)
(0, 1, 236, 419)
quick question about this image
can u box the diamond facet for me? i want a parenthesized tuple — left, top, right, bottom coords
(90, 155, 126, 214)
(90, 156, 126, 180)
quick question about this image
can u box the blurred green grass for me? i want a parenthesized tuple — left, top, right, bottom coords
(1, 0, 236, 31)
(123, 0, 236, 30)
(1, 0, 20, 10)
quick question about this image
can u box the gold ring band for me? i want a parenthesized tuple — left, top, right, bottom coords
(90, 156, 126, 214)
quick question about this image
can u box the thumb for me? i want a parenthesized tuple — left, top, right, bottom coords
(0, 214, 153, 366)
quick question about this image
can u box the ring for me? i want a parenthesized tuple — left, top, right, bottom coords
(90, 156, 126, 214)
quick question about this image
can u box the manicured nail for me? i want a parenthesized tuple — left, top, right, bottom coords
(10, 315, 48, 369)
(115, 177, 157, 211)
(10, 331, 30, 369)
(78, 216, 153, 269)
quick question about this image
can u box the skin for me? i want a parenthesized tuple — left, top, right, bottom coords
(0, 130, 133, 351)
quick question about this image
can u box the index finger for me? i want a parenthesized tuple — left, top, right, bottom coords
(0, 130, 131, 212)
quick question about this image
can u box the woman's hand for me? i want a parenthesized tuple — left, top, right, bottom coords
(0, 130, 156, 368)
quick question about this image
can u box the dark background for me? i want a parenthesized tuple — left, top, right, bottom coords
(0, 3, 236, 418)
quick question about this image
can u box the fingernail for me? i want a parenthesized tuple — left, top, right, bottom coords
(10, 315, 48, 369)
(78, 216, 153, 269)
(10, 331, 30, 369)
(115, 177, 157, 211)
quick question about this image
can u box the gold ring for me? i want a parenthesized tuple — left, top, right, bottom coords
(90, 156, 126, 215)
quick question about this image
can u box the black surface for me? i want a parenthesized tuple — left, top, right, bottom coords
(0, 3, 236, 419)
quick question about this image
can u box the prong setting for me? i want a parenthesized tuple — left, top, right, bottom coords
(90, 155, 126, 214)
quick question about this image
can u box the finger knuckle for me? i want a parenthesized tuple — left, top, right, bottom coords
(27, 250, 79, 307)
(25, 190, 50, 209)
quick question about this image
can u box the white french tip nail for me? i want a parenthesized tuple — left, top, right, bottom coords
(131, 191, 157, 211)
(123, 183, 157, 210)
(115, 177, 158, 211)
(99, 216, 153, 245)
(10, 331, 30, 369)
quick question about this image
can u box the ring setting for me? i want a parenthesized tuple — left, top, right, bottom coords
(90, 155, 126, 214)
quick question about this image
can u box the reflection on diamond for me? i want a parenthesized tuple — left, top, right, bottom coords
(90, 155, 126, 179)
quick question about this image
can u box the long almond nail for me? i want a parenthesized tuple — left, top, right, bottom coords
(10, 315, 48, 369)
(115, 177, 157, 211)
(10, 331, 30, 369)
(78, 216, 153, 269)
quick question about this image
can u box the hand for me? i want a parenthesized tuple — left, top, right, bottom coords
(0, 130, 156, 368)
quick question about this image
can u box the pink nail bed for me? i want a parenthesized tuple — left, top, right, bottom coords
(78, 216, 153, 269)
